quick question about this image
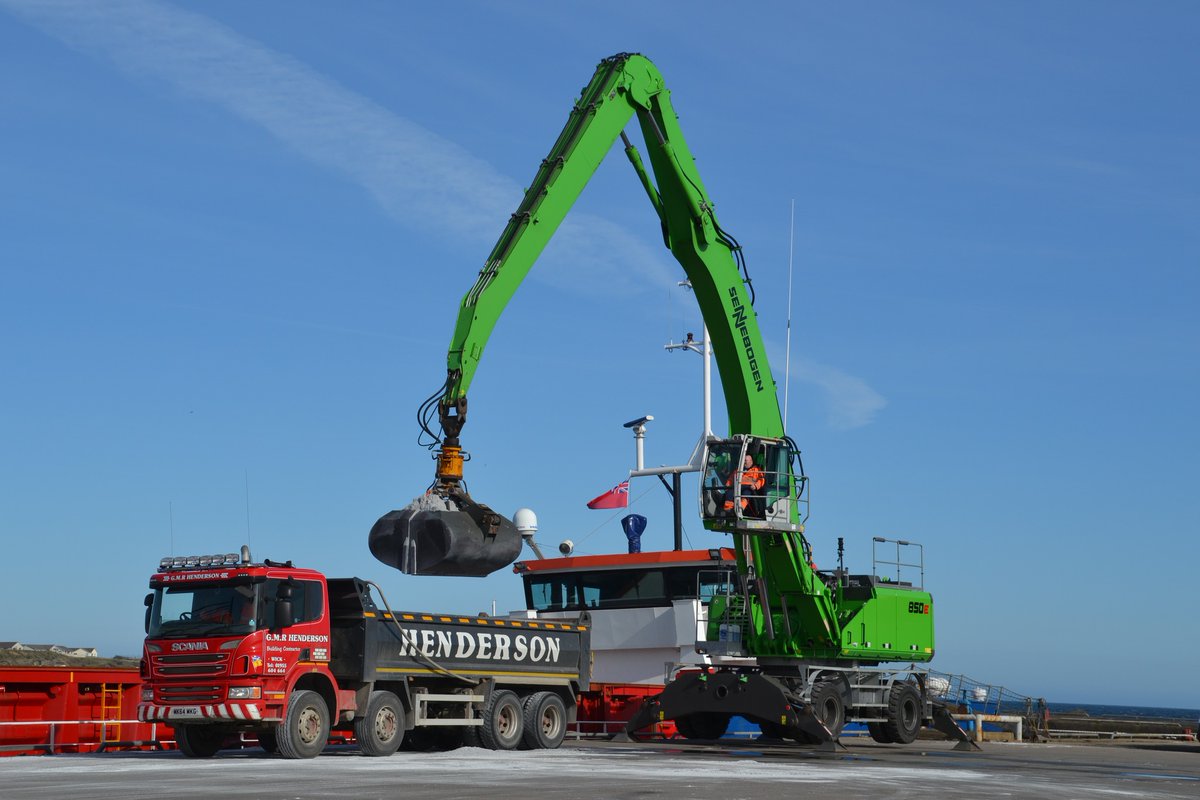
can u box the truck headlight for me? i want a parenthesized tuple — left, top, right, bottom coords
(141, 688, 154, 702)
(227, 686, 261, 700)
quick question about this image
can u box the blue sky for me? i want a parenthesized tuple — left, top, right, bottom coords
(1, 1, 1196, 707)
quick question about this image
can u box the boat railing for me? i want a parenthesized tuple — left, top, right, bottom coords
(927, 670, 1049, 739)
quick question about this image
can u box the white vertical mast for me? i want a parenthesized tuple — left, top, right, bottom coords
(663, 280, 713, 471)
(702, 322, 712, 438)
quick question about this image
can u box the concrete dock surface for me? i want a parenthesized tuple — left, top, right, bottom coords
(1, 737, 1197, 799)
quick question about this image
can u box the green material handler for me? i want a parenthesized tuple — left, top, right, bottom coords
(368, 53, 974, 749)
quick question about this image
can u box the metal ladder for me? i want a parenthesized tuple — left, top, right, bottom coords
(100, 683, 123, 745)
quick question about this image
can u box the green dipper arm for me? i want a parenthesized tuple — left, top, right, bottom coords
(441, 53, 783, 441)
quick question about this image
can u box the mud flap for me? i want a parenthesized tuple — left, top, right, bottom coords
(622, 670, 837, 752)
(369, 495, 522, 577)
(929, 699, 981, 751)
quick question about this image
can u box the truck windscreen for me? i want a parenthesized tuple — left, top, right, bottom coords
(148, 578, 325, 638)
(149, 582, 261, 638)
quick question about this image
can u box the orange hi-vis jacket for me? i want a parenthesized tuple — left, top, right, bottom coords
(725, 465, 765, 510)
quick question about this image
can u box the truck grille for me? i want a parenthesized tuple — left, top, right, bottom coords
(152, 652, 230, 677)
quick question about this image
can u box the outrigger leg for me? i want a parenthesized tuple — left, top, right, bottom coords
(929, 699, 982, 751)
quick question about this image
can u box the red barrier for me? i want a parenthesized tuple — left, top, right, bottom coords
(0, 666, 162, 755)
(3, 668, 675, 753)
(575, 683, 677, 738)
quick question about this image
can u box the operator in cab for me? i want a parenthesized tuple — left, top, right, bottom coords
(725, 453, 765, 517)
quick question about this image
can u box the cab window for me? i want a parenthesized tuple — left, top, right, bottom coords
(262, 579, 324, 626)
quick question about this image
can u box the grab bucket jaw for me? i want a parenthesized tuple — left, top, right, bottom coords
(368, 493, 522, 578)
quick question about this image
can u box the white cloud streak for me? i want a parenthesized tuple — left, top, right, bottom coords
(790, 355, 887, 430)
(1, 0, 677, 291)
(5, 0, 882, 425)
(767, 333, 887, 430)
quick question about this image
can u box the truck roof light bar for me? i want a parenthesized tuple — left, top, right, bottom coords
(157, 552, 244, 571)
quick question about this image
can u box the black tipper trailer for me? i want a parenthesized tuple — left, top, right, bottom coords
(327, 578, 591, 751)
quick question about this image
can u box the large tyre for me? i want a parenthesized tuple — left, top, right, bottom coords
(478, 689, 524, 750)
(355, 690, 405, 757)
(882, 682, 922, 744)
(674, 712, 730, 740)
(520, 692, 567, 750)
(810, 679, 847, 738)
(257, 728, 279, 754)
(276, 690, 331, 759)
(174, 724, 225, 758)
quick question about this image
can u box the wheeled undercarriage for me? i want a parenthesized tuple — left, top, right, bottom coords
(623, 662, 976, 750)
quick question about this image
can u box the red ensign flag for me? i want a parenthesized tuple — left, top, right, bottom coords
(586, 480, 630, 509)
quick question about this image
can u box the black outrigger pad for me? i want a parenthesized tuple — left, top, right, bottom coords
(369, 497, 522, 578)
(929, 699, 982, 751)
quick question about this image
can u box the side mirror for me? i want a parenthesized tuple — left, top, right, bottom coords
(274, 583, 294, 630)
(144, 593, 154, 634)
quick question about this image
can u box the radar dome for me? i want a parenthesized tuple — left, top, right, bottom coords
(513, 508, 538, 534)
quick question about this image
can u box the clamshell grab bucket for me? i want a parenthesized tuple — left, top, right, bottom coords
(369, 495, 522, 578)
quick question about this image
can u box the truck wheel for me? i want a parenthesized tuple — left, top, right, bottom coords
(174, 724, 225, 758)
(355, 690, 405, 756)
(675, 712, 730, 740)
(810, 679, 847, 737)
(882, 682, 922, 744)
(478, 689, 523, 750)
(520, 692, 567, 750)
(276, 690, 330, 759)
(257, 728, 279, 754)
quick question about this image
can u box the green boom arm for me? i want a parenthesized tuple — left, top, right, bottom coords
(438, 53, 782, 442)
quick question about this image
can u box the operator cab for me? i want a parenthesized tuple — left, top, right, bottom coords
(700, 435, 806, 531)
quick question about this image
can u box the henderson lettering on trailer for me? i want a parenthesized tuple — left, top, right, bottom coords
(350, 618, 588, 681)
(351, 615, 588, 680)
(394, 625, 564, 663)
(323, 578, 589, 682)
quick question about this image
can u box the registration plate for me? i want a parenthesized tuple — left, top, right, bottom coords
(168, 706, 203, 718)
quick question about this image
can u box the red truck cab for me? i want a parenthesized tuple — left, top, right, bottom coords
(138, 550, 351, 755)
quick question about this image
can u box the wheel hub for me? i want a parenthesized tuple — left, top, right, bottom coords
(375, 708, 398, 742)
(298, 707, 322, 744)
